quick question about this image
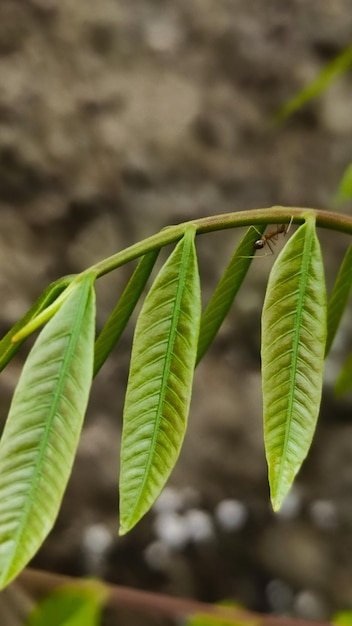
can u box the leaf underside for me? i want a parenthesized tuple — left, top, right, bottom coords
(261, 217, 327, 511)
(0, 274, 96, 587)
(119, 229, 201, 534)
(196, 225, 266, 364)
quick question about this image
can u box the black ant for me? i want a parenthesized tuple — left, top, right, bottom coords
(253, 221, 291, 255)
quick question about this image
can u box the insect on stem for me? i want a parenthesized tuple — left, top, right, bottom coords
(253, 218, 292, 255)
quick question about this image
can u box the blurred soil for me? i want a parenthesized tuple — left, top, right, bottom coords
(0, 1, 352, 624)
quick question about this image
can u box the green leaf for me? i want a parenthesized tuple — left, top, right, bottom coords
(334, 610, 352, 626)
(119, 228, 201, 534)
(261, 217, 327, 511)
(325, 244, 352, 356)
(185, 615, 242, 626)
(196, 225, 266, 364)
(94, 250, 159, 376)
(0, 273, 96, 588)
(26, 583, 106, 626)
(0, 276, 72, 373)
(335, 163, 352, 204)
(276, 45, 352, 122)
(335, 351, 352, 396)
(185, 603, 249, 626)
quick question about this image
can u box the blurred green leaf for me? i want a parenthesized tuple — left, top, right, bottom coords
(185, 615, 241, 626)
(276, 45, 352, 122)
(185, 602, 255, 626)
(26, 583, 106, 626)
(335, 163, 352, 204)
(335, 351, 352, 396)
(334, 610, 352, 626)
(326, 244, 352, 356)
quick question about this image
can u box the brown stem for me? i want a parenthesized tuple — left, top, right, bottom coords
(18, 567, 332, 626)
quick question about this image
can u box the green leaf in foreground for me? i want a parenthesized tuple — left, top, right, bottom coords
(261, 217, 327, 511)
(0, 273, 96, 588)
(119, 228, 201, 534)
(326, 244, 352, 356)
(334, 610, 352, 626)
(94, 250, 159, 376)
(0, 276, 72, 373)
(196, 225, 266, 364)
(26, 583, 107, 626)
(335, 351, 352, 396)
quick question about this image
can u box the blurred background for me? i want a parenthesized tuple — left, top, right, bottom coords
(0, 1, 352, 624)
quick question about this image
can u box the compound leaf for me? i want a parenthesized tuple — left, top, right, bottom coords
(196, 225, 266, 364)
(261, 217, 327, 511)
(326, 244, 352, 356)
(94, 250, 159, 376)
(119, 228, 201, 534)
(0, 273, 96, 588)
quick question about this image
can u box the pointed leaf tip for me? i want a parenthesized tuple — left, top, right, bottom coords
(271, 487, 290, 513)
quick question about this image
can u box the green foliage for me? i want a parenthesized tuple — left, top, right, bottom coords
(185, 614, 243, 626)
(335, 351, 352, 396)
(335, 163, 352, 204)
(26, 583, 106, 626)
(326, 244, 352, 356)
(185, 602, 250, 626)
(0, 273, 96, 587)
(0, 206, 351, 589)
(276, 45, 352, 122)
(119, 227, 201, 533)
(276, 45, 352, 205)
(261, 217, 327, 510)
(94, 250, 159, 376)
(0, 275, 72, 373)
(334, 610, 352, 626)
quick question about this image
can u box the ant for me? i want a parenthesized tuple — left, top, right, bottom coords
(253, 220, 292, 255)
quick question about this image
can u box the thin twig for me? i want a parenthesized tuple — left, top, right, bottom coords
(18, 568, 332, 626)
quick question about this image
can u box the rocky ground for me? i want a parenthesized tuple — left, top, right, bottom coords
(0, 1, 352, 624)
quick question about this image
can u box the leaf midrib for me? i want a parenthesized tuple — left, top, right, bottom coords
(275, 222, 315, 491)
(2, 277, 92, 576)
(131, 233, 194, 515)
